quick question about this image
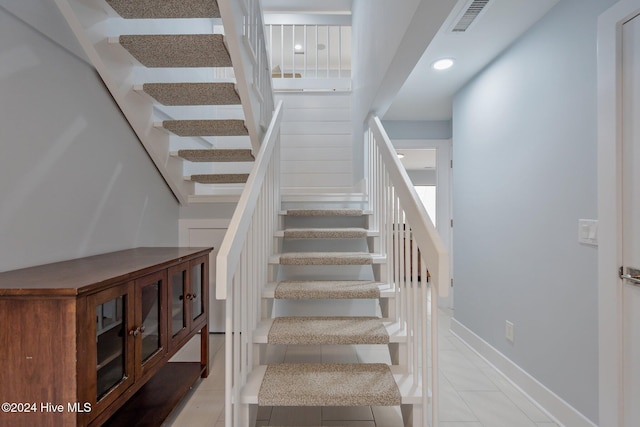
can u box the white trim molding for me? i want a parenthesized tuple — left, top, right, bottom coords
(597, 1, 640, 426)
(451, 319, 597, 427)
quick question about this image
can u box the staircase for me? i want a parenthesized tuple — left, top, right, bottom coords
(246, 207, 427, 424)
(217, 109, 448, 426)
(53, 0, 273, 204)
(55, 1, 448, 425)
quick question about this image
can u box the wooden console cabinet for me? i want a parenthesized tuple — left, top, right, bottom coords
(0, 247, 213, 427)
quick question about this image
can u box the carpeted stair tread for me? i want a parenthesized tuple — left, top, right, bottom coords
(268, 317, 388, 345)
(275, 280, 381, 299)
(190, 174, 249, 184)
(119, 34, 231, 67)
(279, 252, 373, 265)
(284, 209, 364, 217)
(258, 363, 402, 407)
(178, 149, 254, 162)
(282, 228, 368, 239)
(142, 82, 240, 106)
(106, 0, 220, 19)
(163, 119, 248, 136)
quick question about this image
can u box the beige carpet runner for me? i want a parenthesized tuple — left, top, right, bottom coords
(258, 363, 402, 407)
(268, 317, 389, 345)
(119, 34, 232, 68)
(274, 280, 380, 299)
(284, 209, 365, 216)
(162, 119, 248, 137)
(190, 174, 249, 184)
(177, 149, 253, 163)
(143, 83, 240, 106)
(279, 252, 373, 265)
(283, 228, 367, 239)
(106, 0, 220, 19)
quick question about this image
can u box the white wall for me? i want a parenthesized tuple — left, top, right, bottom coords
(351, 0, 455, 184)
(275, 92, 355, 193)
(351, 0, 420, 120)
(452, 0, 617, 423)
(351, 0, 420, 184)
(0, 3, 179, 271)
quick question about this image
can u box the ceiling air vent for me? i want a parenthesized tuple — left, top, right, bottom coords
(451, 0, 490, 32)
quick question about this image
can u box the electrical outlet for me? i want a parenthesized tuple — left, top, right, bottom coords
(505, 321, 515, 343)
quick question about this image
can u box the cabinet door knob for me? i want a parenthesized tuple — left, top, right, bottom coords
(139, 325, 146, 334)
(129, 327, 140, 337)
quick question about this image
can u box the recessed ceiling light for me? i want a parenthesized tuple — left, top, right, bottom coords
(397, 153, 405, 159)
(294, 44, 303, 51)
(432, 58, 454, 70)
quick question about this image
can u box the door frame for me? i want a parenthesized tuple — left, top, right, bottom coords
(598, 1, 640, 425)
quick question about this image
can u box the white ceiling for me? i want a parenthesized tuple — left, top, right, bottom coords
(383, 0, 561, 121)
(262, 0, 561, 121)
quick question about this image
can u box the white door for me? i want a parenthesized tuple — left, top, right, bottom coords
(621, 12, 640, 427)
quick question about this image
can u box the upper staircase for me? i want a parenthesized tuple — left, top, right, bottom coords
(54, 0, 273, 204)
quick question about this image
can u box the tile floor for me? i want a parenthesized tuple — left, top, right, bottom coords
(165, 309, 560, 427)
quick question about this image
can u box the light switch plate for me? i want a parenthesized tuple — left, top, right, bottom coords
(578, 219, 598, 246)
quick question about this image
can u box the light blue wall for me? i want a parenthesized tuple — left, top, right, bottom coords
(452, 0, 617, 422)
(0, 3, 179, 272)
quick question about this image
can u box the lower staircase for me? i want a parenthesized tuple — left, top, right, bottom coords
(245, 207, 423, 425)
(217, 111, 448, 427)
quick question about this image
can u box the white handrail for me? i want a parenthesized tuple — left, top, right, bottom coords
(367, 115, 449, 427)
(216, 100, 283, 427)
(218, 0, 275, 151)
(216, 100, 282, 299)
(368, 116, 449, 294)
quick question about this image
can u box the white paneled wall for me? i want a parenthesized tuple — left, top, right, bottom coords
(276, 92, 354, 192)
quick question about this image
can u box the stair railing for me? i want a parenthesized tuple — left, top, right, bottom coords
(264, 22, 352, 91)
(218, 0, 275, 152)
(367, 115, 450, 427)
(216, 100, 283, 427)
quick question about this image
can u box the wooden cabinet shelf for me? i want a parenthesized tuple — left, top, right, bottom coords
(0, 247, 212, 427)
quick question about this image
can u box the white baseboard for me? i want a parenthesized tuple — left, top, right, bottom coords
(450, 318, 597, 427)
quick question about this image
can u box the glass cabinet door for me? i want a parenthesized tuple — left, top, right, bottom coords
(135, 270, 167, 378)
(140, 282, 160, 362)
(88, 282, 135, 412)
(168, 263, 189, 345)
(190, 259, 206, 323)
(96, 295, 126, 399)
